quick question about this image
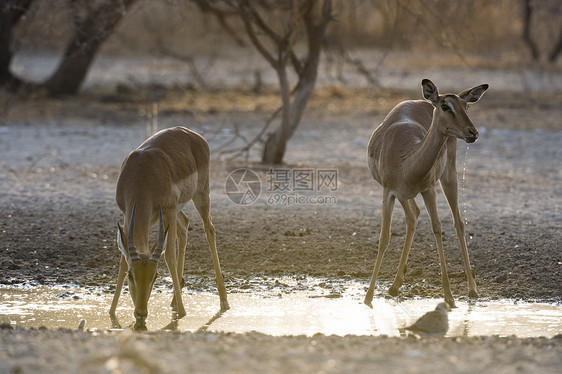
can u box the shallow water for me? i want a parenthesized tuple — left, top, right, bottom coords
(1, 282, 560, 337)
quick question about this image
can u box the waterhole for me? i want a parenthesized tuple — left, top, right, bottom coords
(1, 280, 560, 337)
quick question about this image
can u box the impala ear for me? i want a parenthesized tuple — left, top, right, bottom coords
(459, 84, 489, 103)
(117, 222, 130, 263)
(421, 79, 439, 105)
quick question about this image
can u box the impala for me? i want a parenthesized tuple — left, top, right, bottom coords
(109, 126, 229, 330)
(364, 79, 489, 308)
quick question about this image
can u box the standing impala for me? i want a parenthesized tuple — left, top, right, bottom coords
(364, 79, 488, 308)
(109, 126, 229, 330)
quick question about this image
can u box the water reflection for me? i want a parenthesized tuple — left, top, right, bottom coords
(0, 283, 560, 337)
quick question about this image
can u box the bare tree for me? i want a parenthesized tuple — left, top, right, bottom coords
(549, 26, 562, 62)
(44, 0, 139, 95)
(522, 0, 540, 60)
(0, 0, 35, 91)
(196, 0, 333, 164)
(0, 0, 138, 95)
(521, 0, 562, 62)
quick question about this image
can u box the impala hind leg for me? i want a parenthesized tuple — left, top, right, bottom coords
(162, 210, 186, 319)
(389, 198, 420, 296)
(171, 211, 190, 310)
(193, 192, 230, 312)
(364, 189, 395, 307)
(421, 189, 455, 307)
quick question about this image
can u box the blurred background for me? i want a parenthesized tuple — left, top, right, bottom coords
(1, 0, 561, 162)
(8, 0, 562, 64)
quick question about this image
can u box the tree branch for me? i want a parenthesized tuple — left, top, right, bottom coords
(192, 0, 246, 46)
(216, 105, 282, 161)
(395, 0, 471, 67)
(237, 1, 278, 67)
(323, 40, 382, 88)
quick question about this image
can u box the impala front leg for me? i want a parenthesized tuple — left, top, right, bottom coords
(163, 214, 186, 319)
(109, 254, 128, 328)
(422, 189, 455, 307)
(440, 178, 479, 298)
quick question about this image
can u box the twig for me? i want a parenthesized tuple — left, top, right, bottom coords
(395, 0, 472, 68)
(324, 41, 382, 88)
(155, 45, 212, 90)
(142, 9, 212, 90)
(216, 105, 282, 161)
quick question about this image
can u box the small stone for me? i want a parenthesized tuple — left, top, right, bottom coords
(495, 274, 508, 283)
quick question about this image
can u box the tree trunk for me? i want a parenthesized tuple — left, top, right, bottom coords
(522, 0, 539, 61)
(43, 0, 138, 96)
(261, 0, 331, 164)
(261, 65, 320, 164)
(0, 0, 34, 91)
(549, 25, 562, 62)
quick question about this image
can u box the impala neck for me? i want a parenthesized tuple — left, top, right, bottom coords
(408, 111, 448, 182)
(127, 202, 152, 255)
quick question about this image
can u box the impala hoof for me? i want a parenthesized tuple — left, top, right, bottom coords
(110, 315, 122, 329)
(134, 320, 147, 331)
(162, 320, 178, 331)
(388, 285, 400, 297)
(468, 290, 479, 298)
(176, 309, 186, 319)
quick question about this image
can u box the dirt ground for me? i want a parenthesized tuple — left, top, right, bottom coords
(1, 326, 561, 374)
(1, 65, 562, 372)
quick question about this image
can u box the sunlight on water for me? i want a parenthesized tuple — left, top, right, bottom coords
(1, 281, 561, 337)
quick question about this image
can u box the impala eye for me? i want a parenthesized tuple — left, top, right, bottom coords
(441, 104, 451, 112)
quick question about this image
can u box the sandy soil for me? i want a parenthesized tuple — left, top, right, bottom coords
(1, 326, 561, 374)
(1, 74, 561, 372)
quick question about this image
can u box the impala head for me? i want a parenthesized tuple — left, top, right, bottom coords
(117, 205, 168, 330)
(422, 79, 489, 143)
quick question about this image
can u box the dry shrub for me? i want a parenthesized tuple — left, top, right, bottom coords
(10, 0, 562, 64)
